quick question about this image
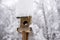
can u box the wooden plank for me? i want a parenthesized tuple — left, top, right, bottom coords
(22, 31, 26, 40)
(22, 31, 29, 40)
(26, 33, 29, 40)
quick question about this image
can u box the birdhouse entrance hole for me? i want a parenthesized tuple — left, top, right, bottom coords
(23, 21, 28, 25)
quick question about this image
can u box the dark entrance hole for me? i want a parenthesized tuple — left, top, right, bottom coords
(23, 21, 28, 25)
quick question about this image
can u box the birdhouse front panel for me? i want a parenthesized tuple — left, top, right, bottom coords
(20, 16, 31, 28)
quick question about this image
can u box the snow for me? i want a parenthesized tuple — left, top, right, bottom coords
(0, 0, 60, 40)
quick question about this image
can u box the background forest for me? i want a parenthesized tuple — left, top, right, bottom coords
(0, 0, 60, 40)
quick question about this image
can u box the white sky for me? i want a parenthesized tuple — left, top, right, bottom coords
(1, 0, 33, 16)
(16, 0, 33, 16)
(2, 0, 18, 7)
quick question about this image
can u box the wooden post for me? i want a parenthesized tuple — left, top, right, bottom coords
(17, 16, 32, 40)
(22, 31, 26, 40)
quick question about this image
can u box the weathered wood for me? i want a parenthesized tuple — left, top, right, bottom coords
(26, 33, 29, 40)
(22, 31, 29, 40)
(17, 16, 32, 40)
(22, 31, 26, 40)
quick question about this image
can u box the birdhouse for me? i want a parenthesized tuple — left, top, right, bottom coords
(17, 16, 32, 33)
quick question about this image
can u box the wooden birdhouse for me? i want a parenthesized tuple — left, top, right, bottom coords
(17, 16, 32, 33)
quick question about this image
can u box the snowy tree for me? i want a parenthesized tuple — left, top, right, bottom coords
(0, 0, 60, 40)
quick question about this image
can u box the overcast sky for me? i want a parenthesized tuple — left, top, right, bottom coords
(1, 0, 33, 16)
(16, 0, 33, 16)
